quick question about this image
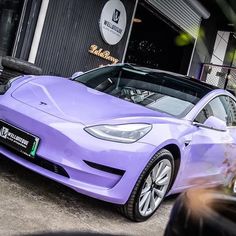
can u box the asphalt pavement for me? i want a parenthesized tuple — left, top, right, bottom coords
(0, 155, 175, 236)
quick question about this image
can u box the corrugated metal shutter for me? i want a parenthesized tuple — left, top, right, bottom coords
(147, 0, 201, 38)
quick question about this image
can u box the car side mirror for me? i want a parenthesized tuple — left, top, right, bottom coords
(203, 116, 227, 131)
(193, 116, 227, 132)
(71, 71, 84, 80)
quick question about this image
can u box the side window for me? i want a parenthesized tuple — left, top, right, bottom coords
(194, 104, 213, 124)
(195, 96, 227, 124)
(221, 96, 236, 126)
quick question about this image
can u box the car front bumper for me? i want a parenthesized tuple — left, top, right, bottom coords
(0, 136, 156, 204)
(0, 102, 157, 204)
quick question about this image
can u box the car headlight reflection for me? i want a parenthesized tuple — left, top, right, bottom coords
(84, 124, 152, 143)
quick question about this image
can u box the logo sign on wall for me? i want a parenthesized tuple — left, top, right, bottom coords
(99, 0, 127, 45)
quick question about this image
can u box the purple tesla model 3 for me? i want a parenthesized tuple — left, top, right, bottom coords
(0, 64, 235, 221)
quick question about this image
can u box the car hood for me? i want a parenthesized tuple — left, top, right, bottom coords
(11, 76, 171, 125)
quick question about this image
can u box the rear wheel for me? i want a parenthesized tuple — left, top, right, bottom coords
(120, 149, 174, 221)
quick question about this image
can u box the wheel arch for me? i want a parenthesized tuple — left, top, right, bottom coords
(163, 144, 181, 189)
(120, 146, 180, 221)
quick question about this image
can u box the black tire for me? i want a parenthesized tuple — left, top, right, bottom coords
(120, 149, 174, 222)
(1, 56, 42, 75)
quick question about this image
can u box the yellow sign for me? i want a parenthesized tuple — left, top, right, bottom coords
(88, 45, 119, 64)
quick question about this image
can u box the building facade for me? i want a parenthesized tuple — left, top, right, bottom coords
(0, 0, 234, 79)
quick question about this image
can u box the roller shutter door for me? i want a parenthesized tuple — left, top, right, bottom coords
(147, 0, 202, 38)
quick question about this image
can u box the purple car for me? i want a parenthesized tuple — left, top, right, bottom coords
(0, 64, 235, 221)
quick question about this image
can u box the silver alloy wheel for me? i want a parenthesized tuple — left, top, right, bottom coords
(138, 159, 172, 216)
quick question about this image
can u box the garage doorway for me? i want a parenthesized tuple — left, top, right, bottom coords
(125, 2, 195, 74)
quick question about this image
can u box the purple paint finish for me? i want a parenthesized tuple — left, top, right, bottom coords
(0, 65, 235, 206)
(11, 76, 168, 125)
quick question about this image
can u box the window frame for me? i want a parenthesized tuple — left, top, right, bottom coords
(221, 95, 236, 128)
(193, 94, 236, 128)
(193, 95, 227, 125)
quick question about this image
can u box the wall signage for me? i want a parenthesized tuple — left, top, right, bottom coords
(89, 45, 119, 64)
(99, 0, 127, 45)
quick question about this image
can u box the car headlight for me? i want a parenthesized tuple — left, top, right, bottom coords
(84, 124, 152, 143)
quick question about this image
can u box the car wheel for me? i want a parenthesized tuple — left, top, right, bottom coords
(120, 149, 174, 222)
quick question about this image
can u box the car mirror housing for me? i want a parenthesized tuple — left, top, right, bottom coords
(203, 116, 227, 131)
(193, 116, 227, 132)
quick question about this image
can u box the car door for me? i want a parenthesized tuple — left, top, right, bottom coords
(221, 96, 236, 173)
(178, 96, 234, 188)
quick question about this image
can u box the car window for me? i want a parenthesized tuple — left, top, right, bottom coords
(221, 96, 236, 127)
(73, 65, 213, 118)
(146, 96, 194, 117)
(195, 96, 227, 124)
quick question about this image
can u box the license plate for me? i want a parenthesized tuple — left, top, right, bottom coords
(0, 120, 40, 157)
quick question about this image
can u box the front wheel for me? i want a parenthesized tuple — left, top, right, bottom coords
(120, 149, 174, 221)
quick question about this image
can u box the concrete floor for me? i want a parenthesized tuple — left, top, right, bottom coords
(0, 155, 175, 236)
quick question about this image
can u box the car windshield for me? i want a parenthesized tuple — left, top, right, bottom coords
(73, 65, 213, 118)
